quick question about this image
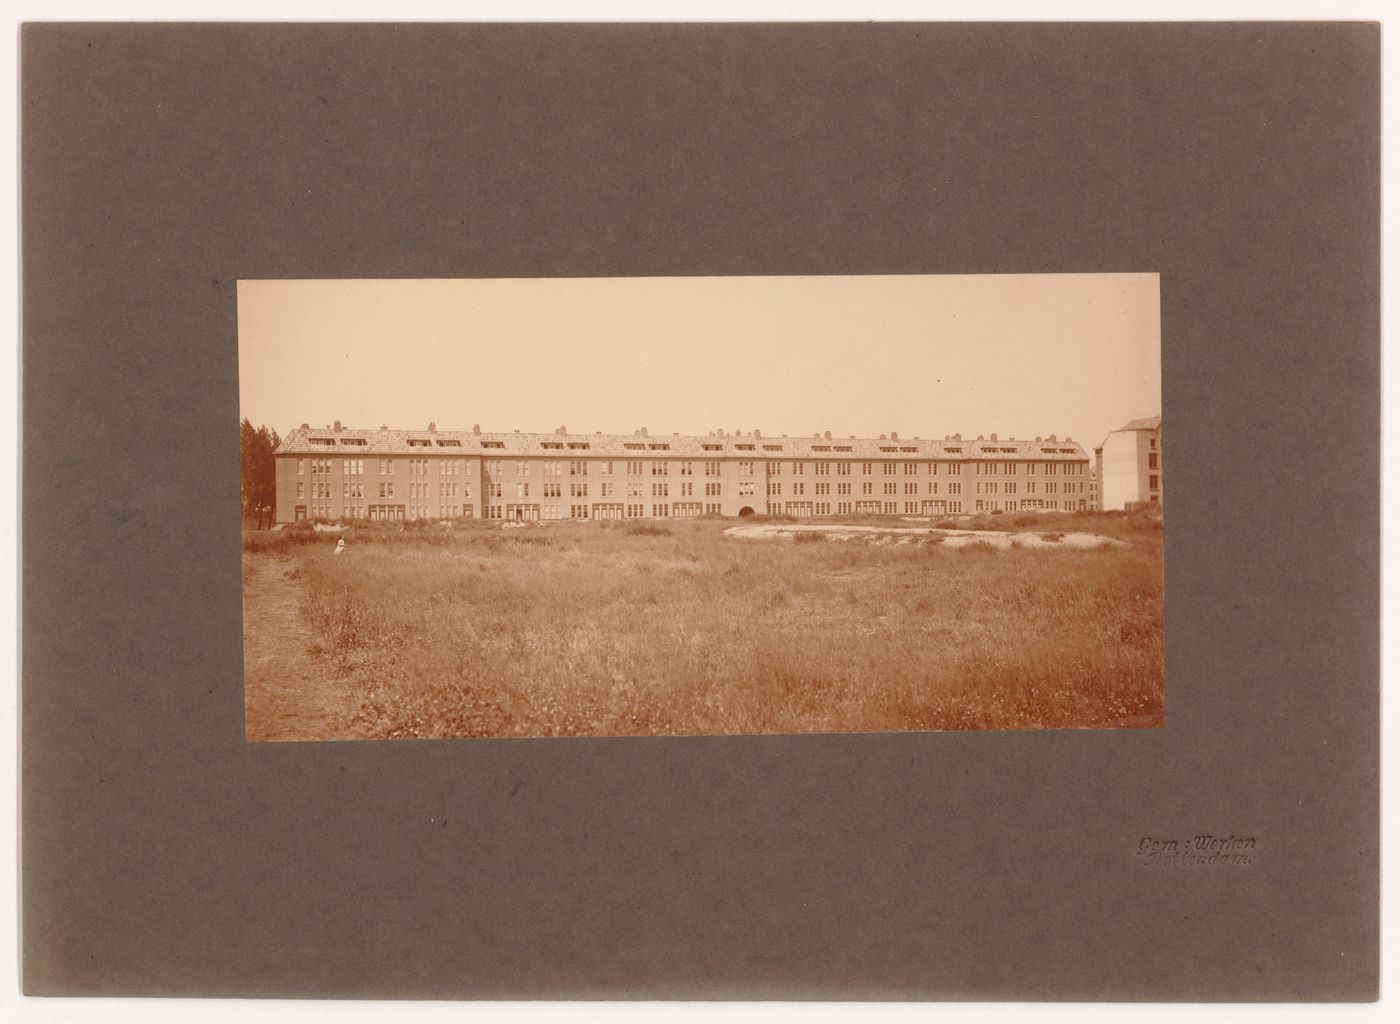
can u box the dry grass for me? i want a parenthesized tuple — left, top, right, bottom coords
(242, 512, 1164, 740)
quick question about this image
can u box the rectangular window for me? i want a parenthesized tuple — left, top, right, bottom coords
(1150, 475, 1159, 491)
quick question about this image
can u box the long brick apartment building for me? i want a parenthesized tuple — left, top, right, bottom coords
(275, 422, 1092, 524)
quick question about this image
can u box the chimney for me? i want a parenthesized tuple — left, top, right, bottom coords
(990, 432, 997, 442)
(977, 435, 984, 441)
(953, 433, 962, 441)
(891, 431, 899, 441)
(333, 419, 342, 433)
(824, 431, 831, 440)
(880, 434, 887, 440)
(300, 422, 309, 429)
(754, 429, 761, 438)
(379, 423, 388, 430)
(471, 423, 481, 435)
(640, 427, 648, 437)
(428, 421, 436, 434)
(1048, 434, 1057, 442)
(1036, 436, 1042, 442)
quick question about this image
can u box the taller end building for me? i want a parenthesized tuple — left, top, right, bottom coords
(1093, 416, 1162, 512)
(274, 422, 1092, 524)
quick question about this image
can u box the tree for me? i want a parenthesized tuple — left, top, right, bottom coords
(240, 419, 281, 522)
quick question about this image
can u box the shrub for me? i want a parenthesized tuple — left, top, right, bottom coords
(626, 523, 672, 537)
(793, 531, 827, 544)
(959, 541, 999, 555)
(1040, 532, 1065, 543)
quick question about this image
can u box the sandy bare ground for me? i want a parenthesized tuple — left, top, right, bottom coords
(242, 553, 360, 742)
(723, 522, 1123, 549)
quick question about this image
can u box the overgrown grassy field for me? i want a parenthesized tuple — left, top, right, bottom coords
(242, 511, 1164, 740)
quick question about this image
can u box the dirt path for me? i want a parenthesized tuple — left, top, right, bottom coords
(242, 553, 359, 742)
(724, 522, 1124, 549)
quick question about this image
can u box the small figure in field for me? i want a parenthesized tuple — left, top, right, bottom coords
(334, 538, 346, 556)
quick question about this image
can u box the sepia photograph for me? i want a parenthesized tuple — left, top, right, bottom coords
(239, 274, 1163, 742)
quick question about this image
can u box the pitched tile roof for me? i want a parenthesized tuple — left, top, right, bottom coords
(276, 425, 1090, 461)
(1118, 416, 1162, 432)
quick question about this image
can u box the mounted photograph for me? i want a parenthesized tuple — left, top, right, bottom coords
(239, 274, 1163, 742)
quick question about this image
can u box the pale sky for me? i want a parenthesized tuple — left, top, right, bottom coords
(238, 274, 1159, 450)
